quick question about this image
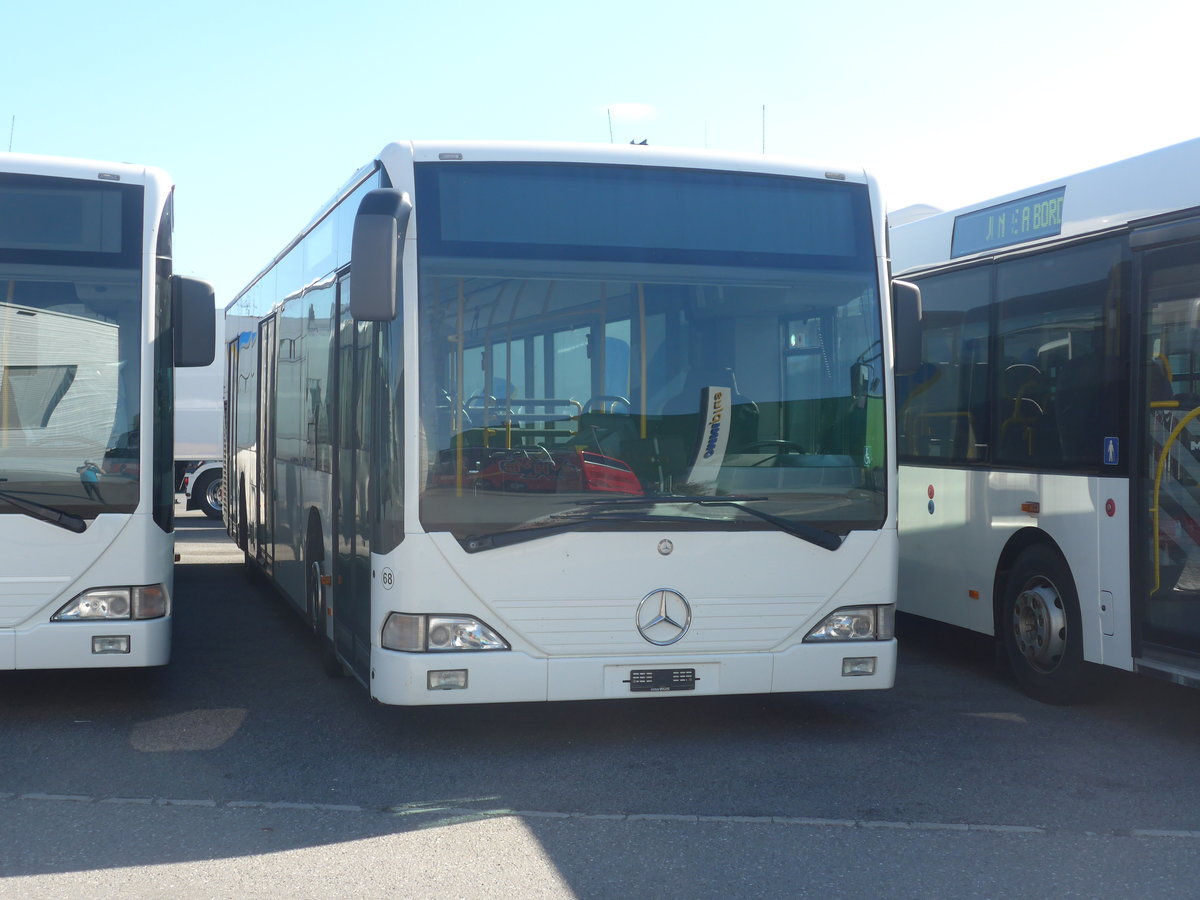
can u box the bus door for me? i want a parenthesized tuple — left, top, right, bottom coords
(333, 275, 372, 682)
(224, 336, 241, 545)
(256, 315, 277, 570)
(1134, 222, 1200, 671)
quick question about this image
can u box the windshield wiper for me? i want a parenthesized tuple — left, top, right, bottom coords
(0, 487, 87, 534)
(462, 511, 699, 552)
(578, 495, 844, 551)
(462, 495, 844, 553)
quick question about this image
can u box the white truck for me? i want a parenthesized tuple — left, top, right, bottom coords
(175, 329, 223, 519)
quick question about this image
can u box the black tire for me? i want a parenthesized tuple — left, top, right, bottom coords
(305, 557, 325, 636)
(305, 526, 346, 679)
(193, 470, 223, 520)
(1000, 544, 1093, 705)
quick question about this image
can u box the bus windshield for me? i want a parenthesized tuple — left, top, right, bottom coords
(0, 175, 143, 521)
(416, 162, 885, 545)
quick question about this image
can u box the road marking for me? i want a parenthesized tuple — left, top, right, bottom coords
(3, 791, 1197, 839)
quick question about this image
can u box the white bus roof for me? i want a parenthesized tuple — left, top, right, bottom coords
(891, 137, 1200, 275)
(0, 151, 166, 187)
(384, 139, 871, 184)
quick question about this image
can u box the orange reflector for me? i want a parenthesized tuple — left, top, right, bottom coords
(968, 590, 980, 600)
(1021, 502, 1040, 515)
(320, 575, 332, 586)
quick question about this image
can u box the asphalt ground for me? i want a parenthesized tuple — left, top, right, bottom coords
(2, 506, 1198, 898)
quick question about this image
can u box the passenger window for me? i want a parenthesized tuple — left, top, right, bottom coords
(994, 239, 1123, 468)
(897, 267, 991, 462)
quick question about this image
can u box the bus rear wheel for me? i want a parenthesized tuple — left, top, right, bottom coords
(1001, 545, 1092, 705)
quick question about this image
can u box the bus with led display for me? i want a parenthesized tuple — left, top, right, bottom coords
(225, 140, 919, 705)
(892, 138, 1200, 702)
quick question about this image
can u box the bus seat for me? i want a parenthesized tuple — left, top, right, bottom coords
(998, 364, 1046, 461)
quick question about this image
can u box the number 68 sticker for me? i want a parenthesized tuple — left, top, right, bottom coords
(381, 568, 395, 589)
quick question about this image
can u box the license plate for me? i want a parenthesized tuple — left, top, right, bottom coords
(627, 668, 697, 692)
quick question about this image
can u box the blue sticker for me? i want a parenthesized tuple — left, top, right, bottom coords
(928, 500, 936, 515)
(1103, 437, 1119, 466)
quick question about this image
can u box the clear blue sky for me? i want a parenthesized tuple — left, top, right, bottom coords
(3, 0, 1197, 304)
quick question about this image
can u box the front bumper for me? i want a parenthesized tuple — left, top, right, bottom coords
(368, 639, 897, 705)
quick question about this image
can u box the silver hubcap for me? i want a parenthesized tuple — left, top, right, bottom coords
(205, 478, 223, 511)
(1012, 581, 1067, 673)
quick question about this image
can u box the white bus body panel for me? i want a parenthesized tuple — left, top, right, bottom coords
(899, 468, 1132, 671)
(366, 529, 897, 705)
(0, 513, 173, 669)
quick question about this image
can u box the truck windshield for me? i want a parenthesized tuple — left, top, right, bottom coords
(415, 161, 885, 545)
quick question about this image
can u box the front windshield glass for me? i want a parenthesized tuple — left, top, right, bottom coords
(0, 174, 142, 520)
(416, 161, 884, 544)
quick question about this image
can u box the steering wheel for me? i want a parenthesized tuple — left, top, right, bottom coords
(583, 395, 632, 415)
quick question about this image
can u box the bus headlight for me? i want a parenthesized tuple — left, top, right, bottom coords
(381, 613, 509, 652)
(52, 584, 171, 621)
(803, 605, 894, 642)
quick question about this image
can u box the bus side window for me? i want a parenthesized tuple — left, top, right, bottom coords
(995, 239, 1123, 470)
(898, 267, 990, 462)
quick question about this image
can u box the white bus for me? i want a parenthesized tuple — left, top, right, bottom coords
(0, 153, 214, 670)
(892, 138, 1200, 703)
(225, 140, 919, 706)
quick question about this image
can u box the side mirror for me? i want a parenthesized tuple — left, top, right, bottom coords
(172, 275, 216, 368)
(350, 188, 413, 322)
(892, 279, 922, 377)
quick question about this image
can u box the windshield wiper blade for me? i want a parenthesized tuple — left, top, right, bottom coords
(579, 495, 844, 551)
(688, 499, 843, 550)
(462, 511, 700, 552)
(0, 487, 87, 533)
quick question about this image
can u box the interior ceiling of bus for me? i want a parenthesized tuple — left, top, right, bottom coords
(424, 272, 874, 329)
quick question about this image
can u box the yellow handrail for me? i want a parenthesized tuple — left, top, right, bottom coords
(1151, 405, 1200, 592)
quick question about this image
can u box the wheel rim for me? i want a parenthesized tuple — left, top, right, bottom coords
(205, 478, 223, 512)
(1011, 581, 1068, 673)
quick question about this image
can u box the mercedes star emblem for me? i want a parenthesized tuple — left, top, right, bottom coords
(636, 589, 692, 645)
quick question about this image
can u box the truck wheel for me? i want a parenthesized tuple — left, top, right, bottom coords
(194, 470, 223, 519)
(1000, 544, 1092, 705)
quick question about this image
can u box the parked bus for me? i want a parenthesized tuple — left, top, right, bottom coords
(0, 153, 214, 670)
(225, 140, 919, 706)
(892, 138, 1200, 702)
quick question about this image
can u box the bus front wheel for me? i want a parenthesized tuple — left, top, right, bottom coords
(1000, 545, 1092, 705)
(305, 529, 346, 679)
